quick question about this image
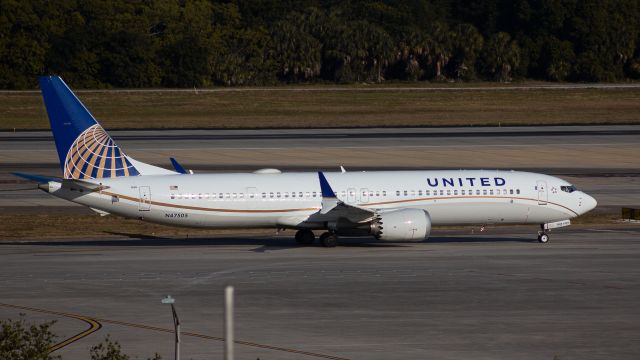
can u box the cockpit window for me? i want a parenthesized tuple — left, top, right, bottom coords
(561, 185, 577, 193)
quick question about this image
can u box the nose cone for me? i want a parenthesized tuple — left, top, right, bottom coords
(579, 193, 598, 215)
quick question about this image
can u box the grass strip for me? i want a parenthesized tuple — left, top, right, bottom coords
(2, 87, 639, 130)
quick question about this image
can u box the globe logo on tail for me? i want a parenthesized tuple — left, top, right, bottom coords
(63, 124, 139, 179)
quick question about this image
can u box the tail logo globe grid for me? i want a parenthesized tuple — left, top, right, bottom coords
(63, 124, 139, 179)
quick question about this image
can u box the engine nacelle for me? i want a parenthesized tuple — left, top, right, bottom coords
(371, 209, 431, 241)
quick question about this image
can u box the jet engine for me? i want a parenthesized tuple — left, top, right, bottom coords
(370, 208, 432, 241)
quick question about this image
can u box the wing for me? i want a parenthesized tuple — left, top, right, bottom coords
(308, 172, 376, 223)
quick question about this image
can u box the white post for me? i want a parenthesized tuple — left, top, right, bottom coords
(161, 296, 180, 360)
(224, 286, 234, 360)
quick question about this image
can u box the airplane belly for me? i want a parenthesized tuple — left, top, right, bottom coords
(426, 202, 529, 225)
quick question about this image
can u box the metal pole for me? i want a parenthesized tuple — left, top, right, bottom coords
(224, 286, 234, 360)
(171, 304, 181, 360)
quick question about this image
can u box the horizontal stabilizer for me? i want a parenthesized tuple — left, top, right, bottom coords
(12, 172, 61, 183)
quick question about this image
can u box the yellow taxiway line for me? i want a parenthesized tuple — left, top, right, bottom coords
(0, 302, 349, 360)
(0, 302, 102, 353)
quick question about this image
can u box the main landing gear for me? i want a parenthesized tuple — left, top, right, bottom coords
(319, 232, 338, 248)
(294, 230, 338, 247)
(294, 229, 316, 245)
(537, 224, 550, 243)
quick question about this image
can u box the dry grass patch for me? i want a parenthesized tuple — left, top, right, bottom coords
(1, 86, 639, 130)
(0, 214, 272, 241)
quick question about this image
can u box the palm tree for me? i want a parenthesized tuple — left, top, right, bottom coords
(450, 24, 484, 80)
(482, 32, 520, 82)
(427, 22, 452, 80)
(270, 14, 321, 82)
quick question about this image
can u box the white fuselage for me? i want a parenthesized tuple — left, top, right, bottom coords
(47, 170, 596, 230)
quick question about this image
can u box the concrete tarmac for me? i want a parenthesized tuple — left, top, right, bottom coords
(1, 126, 639, 359)
(1, 226, 639, 359)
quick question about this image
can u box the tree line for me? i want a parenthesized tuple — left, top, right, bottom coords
(1, 0, 640, 89)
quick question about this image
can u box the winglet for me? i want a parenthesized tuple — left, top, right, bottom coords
(170, 158, 188, 174)
(318, 172, 336, 198)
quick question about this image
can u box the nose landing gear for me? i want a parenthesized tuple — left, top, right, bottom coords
(537, 224, 550, 243)
(537, 232, 550, 243)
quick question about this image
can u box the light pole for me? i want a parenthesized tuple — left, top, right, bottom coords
(161, 295, 180, 360)
(224, 286, 234, 360)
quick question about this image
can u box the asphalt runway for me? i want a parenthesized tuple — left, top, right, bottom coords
(1, 125, 639, 212)
(1, 226, 639, 359)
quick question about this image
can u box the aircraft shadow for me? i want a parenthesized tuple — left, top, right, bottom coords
(1, 233, 535, 249)
(426, 236, 535, 243)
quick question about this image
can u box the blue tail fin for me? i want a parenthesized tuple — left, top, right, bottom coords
(39, 76, 140, 179)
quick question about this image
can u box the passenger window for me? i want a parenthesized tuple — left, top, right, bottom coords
(440, 190, 444, 196)
(461, 190, 465, 195)
(269, 192, 274, 198)
(312, 191, 317, 197)
(509, 189, 513, 195)
(239, 193, 244, 199)
(418, 190, 423, 196)
(476, 189, 480, 195)
(170, 194, 175, 199)
(284, 192, 289, 198)
(447, 190, 451, 195)
(396, 190, 400, 196)
(483, 190, 487, 195)
(404, 190, 408, 196)
(382, 191, 387, 196)
(232, 193, 237, 198)
(426, 190, 430, 196)
(489, 189, 493, 195)
(277, 192, 281, 198)
(454, 190, 458, 195)
(516, 189, 520, 194)
(299, 192, 303, 197)
(305, 192, 310, 197)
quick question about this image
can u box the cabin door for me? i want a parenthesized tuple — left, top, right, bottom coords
(139, 186, 151, 211)
(537, 180, 548, 205)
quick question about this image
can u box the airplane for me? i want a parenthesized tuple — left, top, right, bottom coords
(14, 76, 597, 247)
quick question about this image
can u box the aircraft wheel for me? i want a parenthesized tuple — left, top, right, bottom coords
(295, 229, 315, 245)
(538, 233, 550, 243)
(319, 232, 338, 248)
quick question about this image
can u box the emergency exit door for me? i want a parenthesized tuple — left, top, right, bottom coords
(139, 186, 151, 211)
